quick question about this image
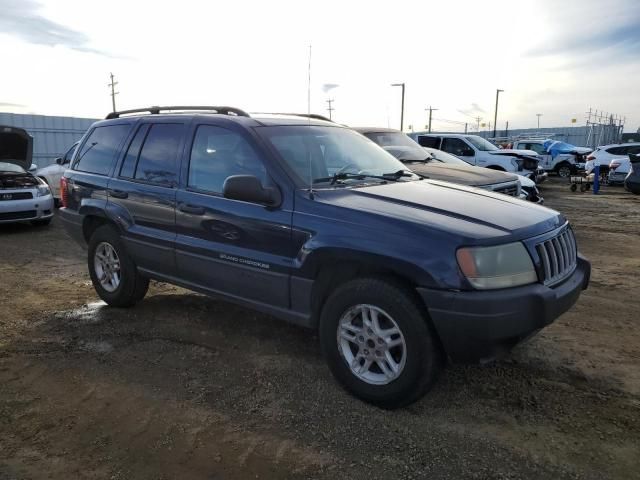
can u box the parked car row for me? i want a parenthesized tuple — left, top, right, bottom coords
(58, 106, 590, 408)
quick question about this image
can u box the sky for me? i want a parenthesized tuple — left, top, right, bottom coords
(1, 0, 639, 133)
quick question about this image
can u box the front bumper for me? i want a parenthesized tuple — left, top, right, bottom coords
(418, 255, 590, 363)
(0, 193, 54, 223)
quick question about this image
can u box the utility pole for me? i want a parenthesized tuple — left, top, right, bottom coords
(493, 89, 503, 138)
(426, 106, 438, 133)
(108, 73, 119, 113)
(391, 83, 405, 131)
(464, 123, 468, 134)
(536, 113, 543, 130)
(326, 98, 335, 120)
(505, 120, 509, 137)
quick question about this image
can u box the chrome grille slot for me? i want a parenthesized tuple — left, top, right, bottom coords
(536, 227, 577, 286)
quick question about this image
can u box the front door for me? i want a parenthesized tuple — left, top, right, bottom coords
(175, 123, 293, 308)
(441, 137, 476, 165)
(107, 121, 186, 277)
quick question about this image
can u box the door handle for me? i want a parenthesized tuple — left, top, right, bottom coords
(179, 203, 205, 215)
(109, 189, 128, 199)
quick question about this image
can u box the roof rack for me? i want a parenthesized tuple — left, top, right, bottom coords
(251, 112, 334, 123)
(105, 106, 251, 120)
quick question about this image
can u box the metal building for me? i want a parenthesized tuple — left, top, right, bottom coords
(0, 112, 97, 168)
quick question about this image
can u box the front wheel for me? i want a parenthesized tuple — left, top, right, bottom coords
(319, 278, 442, 409)
(88, 225, 149, 307)
(556, 164, 572, 178)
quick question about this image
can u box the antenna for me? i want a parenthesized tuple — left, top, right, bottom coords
(307, 44, 314, 200)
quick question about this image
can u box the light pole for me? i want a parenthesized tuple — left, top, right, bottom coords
(493, 89, 503, 138)
(391, 83, 405, 131)
(536, 113, 543, 130)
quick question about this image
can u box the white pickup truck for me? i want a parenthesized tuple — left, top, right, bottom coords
(512, 139, 591, 178)
(415, 134, 545, 183)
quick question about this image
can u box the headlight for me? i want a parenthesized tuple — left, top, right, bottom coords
(456, 242, 537, 289)
(37, 184, 51, 197)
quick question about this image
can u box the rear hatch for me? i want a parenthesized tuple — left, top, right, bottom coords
(0, 125, 33, 171)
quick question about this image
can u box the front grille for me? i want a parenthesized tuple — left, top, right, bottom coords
(536, 227, 577, 286)
(0, 191, 33, 201)
(494, 184, 519, 197)
(0, 210, 36, 221)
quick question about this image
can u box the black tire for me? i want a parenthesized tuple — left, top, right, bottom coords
(556, 163, 572, 178)
(87, 224, 149, 307)
(31, 218, 52, 226)
(570, 184, 577, 192)
(319, 277, 442, 409)
(580, 184, 587, 192)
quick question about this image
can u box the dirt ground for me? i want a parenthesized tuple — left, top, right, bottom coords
(1, 179, 639, 480)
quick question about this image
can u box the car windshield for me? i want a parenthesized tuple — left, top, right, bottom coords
(424, 148, 468, 165)
(0, 162, 25, 173)
(259, 126, 419, 186)
(362, 131, 429, 162)
(465, 135, 499, 151)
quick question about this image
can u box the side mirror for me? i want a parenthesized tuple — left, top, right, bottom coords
(223, 175, 281, 206)
(29, 163, 38, 173)
(55, 157, 63, 165)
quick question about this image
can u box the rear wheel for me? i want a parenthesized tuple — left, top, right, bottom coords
(319, 277, 442, 409)
(88, 225, 149, 307)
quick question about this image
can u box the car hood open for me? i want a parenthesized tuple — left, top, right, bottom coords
(0, 125, 33, 171)
(406, 162, 518, 187)
(315, 180, 563, 242)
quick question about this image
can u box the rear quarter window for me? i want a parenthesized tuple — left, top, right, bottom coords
(73, 124, 130, 175)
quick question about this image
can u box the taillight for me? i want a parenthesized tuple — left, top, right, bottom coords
(60, 176, 69, 208)
(586, 154, 595, 161)
(610, 161, 621, 171)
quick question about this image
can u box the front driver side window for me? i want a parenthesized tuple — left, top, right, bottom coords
(188, 125, 267, 194)
(442, 138, 473, 157)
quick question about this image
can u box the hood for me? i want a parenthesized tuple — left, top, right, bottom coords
(314, 180, 563, 243)
(0, 126, 33, 171)
(406, 162, 518, 187)
(489, 149, 538, 158)
(0, 170, 39, 189)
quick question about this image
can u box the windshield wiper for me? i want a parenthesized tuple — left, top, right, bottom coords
(313, 172, 398, 185)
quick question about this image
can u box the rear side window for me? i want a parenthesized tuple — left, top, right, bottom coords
(74, 125, 129, 175)
(119, 124, 151, 178)
(606, 146, 625, 155)
(132, 123, 184, 186)
(416, 136, 440, 148)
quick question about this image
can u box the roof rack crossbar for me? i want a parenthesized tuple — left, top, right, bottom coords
(105, 106, 250, 119)
(251, 112, 334, 123)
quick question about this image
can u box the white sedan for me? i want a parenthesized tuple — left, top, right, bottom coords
(36, 142, 78, 202)
(0, 161, 54, 226)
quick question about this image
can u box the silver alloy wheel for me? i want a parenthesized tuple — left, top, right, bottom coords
(337, 304, 407, 385)
(558, 165, 571, 177)
(94, 242, 121, 293)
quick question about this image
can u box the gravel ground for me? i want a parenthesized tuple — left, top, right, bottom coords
(1, 178, 639, 479)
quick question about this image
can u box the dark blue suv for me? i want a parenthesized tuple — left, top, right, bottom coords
(59, 106, 590, 408)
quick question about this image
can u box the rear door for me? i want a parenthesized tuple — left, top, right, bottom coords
(174, 122, 293, 307)
(107, 120, 186, 277)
